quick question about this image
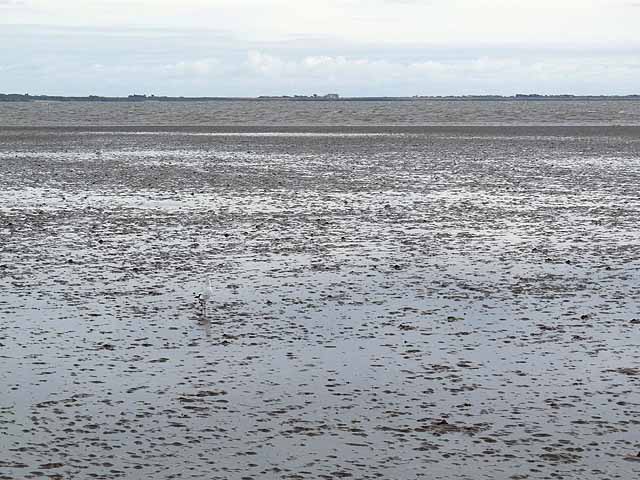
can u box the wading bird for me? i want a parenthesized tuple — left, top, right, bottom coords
(196, 279, 215, 317)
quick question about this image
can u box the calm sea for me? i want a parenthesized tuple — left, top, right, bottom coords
(1, 100, 639, 127)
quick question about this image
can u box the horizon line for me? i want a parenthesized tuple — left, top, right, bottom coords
(2, 92, 640, 102)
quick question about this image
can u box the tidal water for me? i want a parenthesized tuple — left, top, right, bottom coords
(1, 99, 640, 126)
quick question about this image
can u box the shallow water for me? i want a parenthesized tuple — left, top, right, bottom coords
(0, 126, 639, 479)
(1, 99, 640, 127)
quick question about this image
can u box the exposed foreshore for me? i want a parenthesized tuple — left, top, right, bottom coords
(1, 125, 639, 479)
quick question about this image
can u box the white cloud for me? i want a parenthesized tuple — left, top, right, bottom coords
(239, 51, 640, 96)
(0, 0, 28, 7)
(160, 58, 221, 77)
(5, 47, 639, 97)
(245, 51, 288, 76)
(3, 0, 639, 48)
(87, 57, 224, 79)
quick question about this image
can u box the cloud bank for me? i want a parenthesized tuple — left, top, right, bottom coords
(1, 0, 639, 96)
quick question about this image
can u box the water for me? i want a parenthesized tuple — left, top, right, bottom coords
(1, 99, 640, 126)
(0, 107, 639, 479)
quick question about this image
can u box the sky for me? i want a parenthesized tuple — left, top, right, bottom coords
(1, 0, 639, 96)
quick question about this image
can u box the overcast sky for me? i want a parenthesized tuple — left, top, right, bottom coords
(1, 0, 639, 96)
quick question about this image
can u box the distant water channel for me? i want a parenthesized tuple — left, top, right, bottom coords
(1, 99, 640, 126)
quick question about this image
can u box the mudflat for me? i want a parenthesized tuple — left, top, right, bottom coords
(1, 126, 639, 479)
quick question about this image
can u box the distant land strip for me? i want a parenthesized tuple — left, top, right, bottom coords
(2, 93, 640, 102)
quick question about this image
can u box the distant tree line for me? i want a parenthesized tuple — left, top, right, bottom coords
(1, 93, 640, 102)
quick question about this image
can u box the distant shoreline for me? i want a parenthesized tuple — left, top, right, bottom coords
(2, 93, 640, 103)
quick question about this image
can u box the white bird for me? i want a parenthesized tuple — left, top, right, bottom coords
(196, 279, 214, 317)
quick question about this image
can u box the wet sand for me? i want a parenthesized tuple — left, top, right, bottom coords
(1, 126, 639, 479)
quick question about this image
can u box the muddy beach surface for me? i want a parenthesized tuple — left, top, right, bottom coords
(1, 126, 639, 479)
